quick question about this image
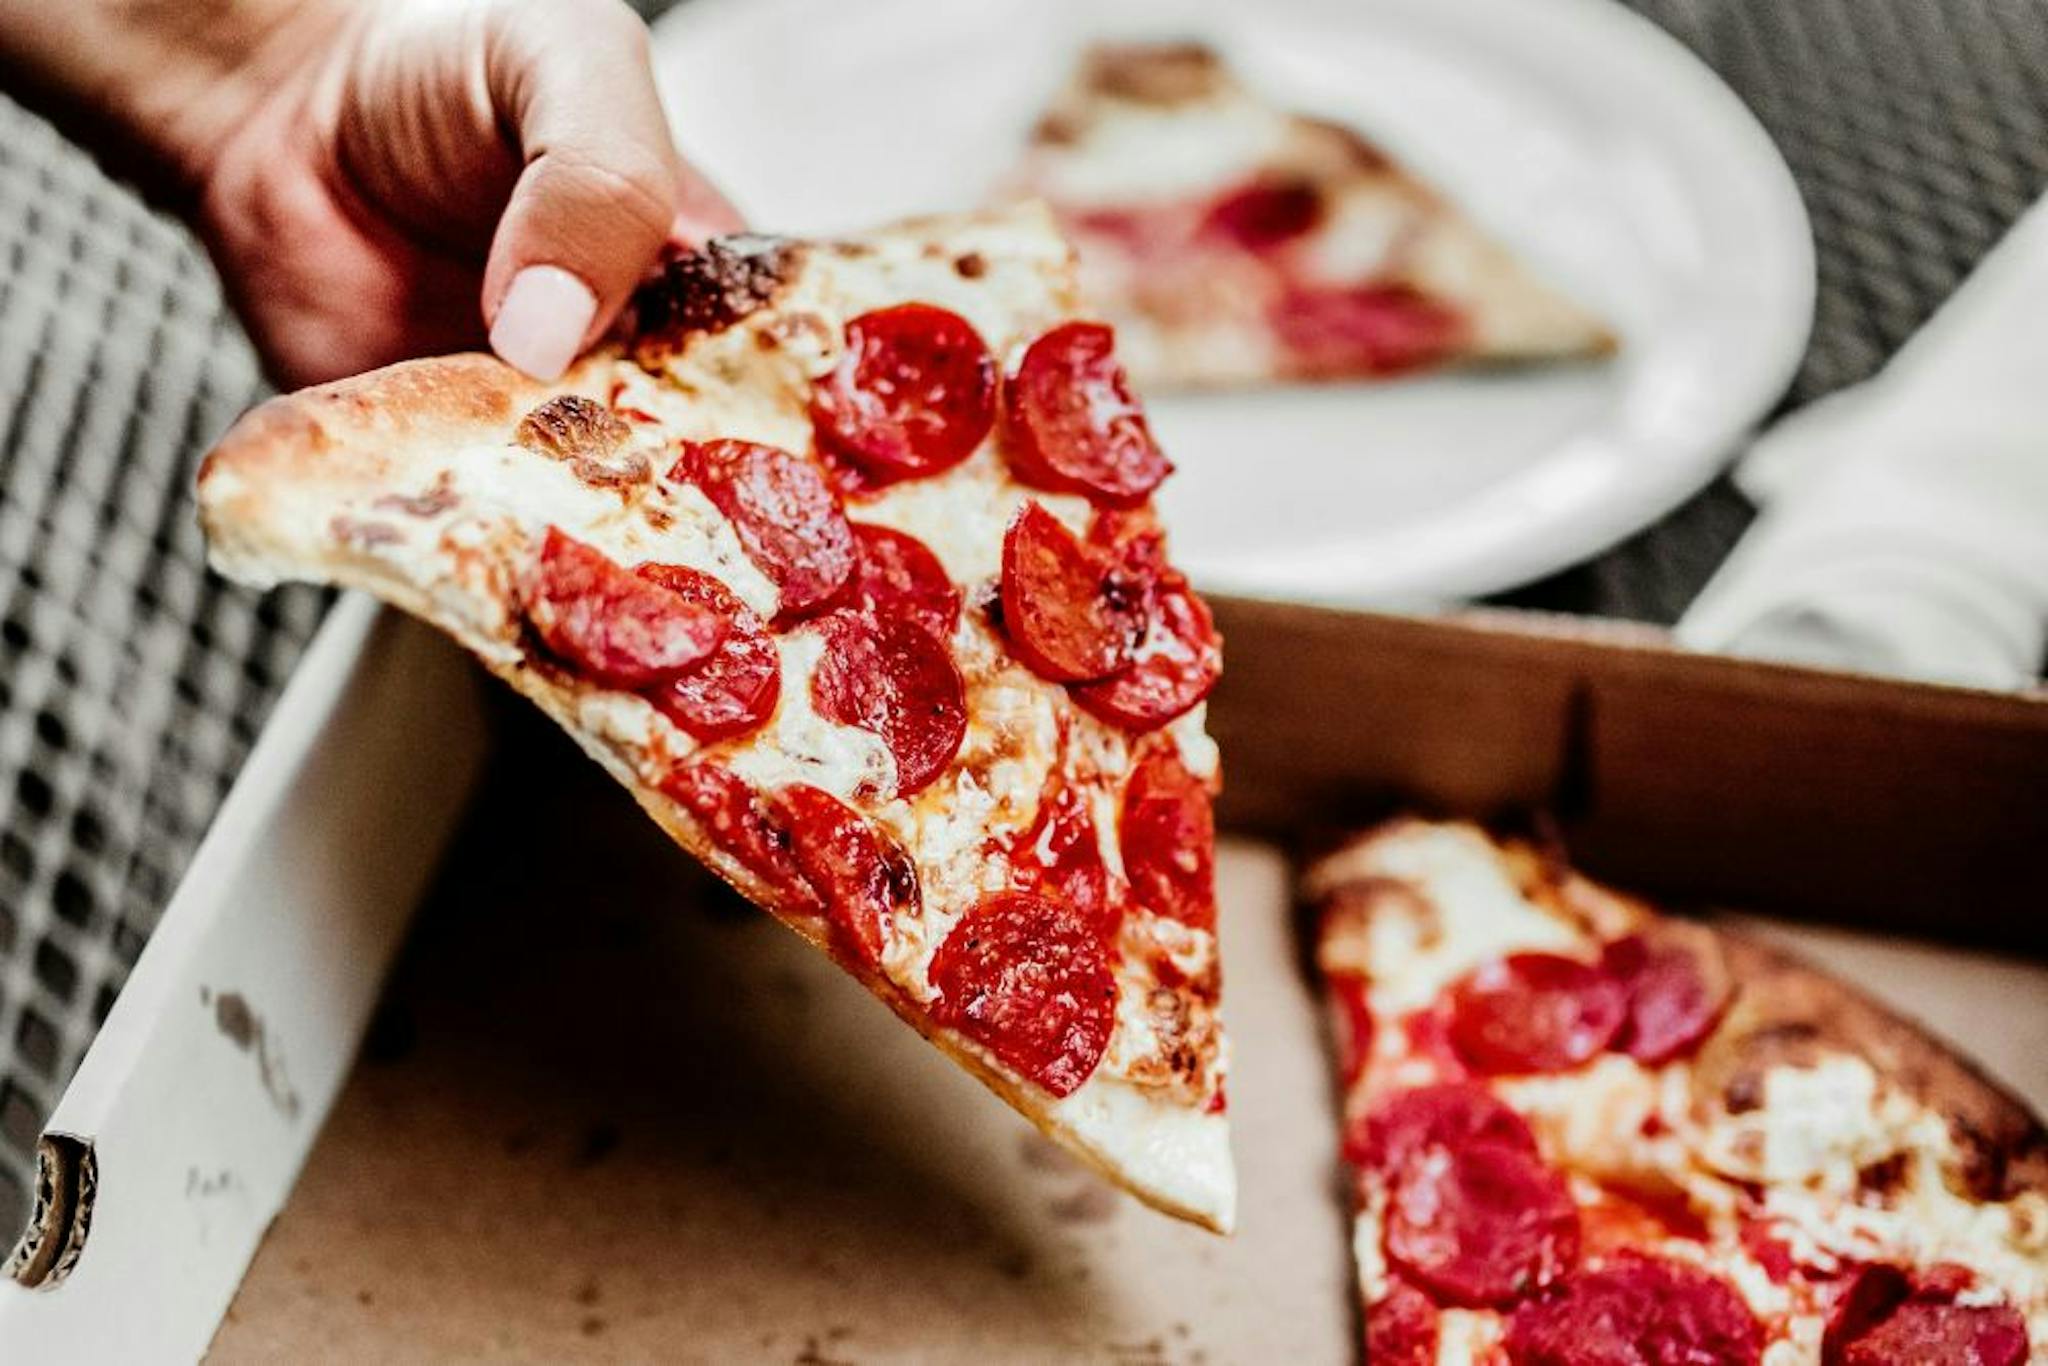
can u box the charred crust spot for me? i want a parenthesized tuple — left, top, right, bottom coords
(881, 840, 921, 915)
(1148, 985, 1190, 1039)
(1948, 1111, 2048, 1202)
(1327, 876, 1442, 951)
(1086, 42, 1225, 104)
(631, 235, 798, 346)
(330, 515, 402, 549)
(569, 450, 652, 491)
(954, 251, 988, 279)
(766, 309, 834, 356)
(1031, 112, 1082, 147)
(373, 471, 459, 518)
(1703, 932, 2048, 1204)
(1857, 1153, 1911, 1197)
(515, 396, 630, 463)
(1724, 1073, 1764, 1115)
(515, 396, 651, 494)
(975, 580, 1005, 631)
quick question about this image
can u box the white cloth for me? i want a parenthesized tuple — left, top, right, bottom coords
(1677, 195, 2048, 690)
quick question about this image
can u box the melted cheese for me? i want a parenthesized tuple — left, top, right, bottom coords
(1027, 91, 1291, 207)
(1750, 1095, 2048, 1347)
(1166, 705, 1220, 784)
(854, 447, 1093, 589)
(1312, 822, 1586, 1015)
(569, 689, 683, 764)
(1299, 184, 1411, 283)
(1498, 1055, 1696, 1195)
(1697, 1055, 1911, 1188)
(720, 627, 896, 801)
(1354, 1187, 1389, 1302)
(1434, 1310, 1502, 1366)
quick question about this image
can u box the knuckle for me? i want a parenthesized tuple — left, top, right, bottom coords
(539, 146, 677, 237)
(585, 0, 648, 48)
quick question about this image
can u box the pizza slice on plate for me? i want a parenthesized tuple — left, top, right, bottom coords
(1305, 819, 2046, 1363)
(197, 206, 1234, 1231)
(1006, 42, 1615, 390)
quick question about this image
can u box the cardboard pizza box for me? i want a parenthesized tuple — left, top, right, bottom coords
(0, 597, 489, 1362)
(7, 596, 2047, 1363)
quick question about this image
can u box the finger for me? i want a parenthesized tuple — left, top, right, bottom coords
(673, 170, 746, 245)
(480, 0, 687, 380)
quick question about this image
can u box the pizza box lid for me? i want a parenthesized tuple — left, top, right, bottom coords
(203, 652, 2048, 1362)
(6, 595, 2046, 1361)
(0, 597, 489, 1362)
(1207, 597, 2048, 955)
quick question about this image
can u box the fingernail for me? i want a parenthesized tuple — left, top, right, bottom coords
(490, 265, 597, 381)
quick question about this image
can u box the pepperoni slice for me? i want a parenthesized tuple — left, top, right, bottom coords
(1503, 1254, 1764, 1365)
(811, 304, 996, 485)
(999, 501, 1153, 682)
(1328, 973, 1375, 1089)
(670, 440, 855, 622)
(1119, 743, 1216, 931)
(1740, 1218, 1799, 1284)
(1013, 779, 1120, 940)
(1402, 1007, 1470, 1078)
(1270, 283, 1468, 378)
(1365, 1276, 1440, 1366)
(1071, 572, 1223, 732)
(1820, 1264, 2025, 1366)
(1839, 1303, 2029, 1366)
(928, 890, 1116, 1097)
(780, 783, 916, 967)
(1200, 179, 1324, 253)
(809, 610, 967, 797)
(634, 565, 780, 742)
(1913, 1264, 1979, 1301)
(1446, 953, 1626, 1075)
(1383, 1139, 1579, 1307)
(659, 763, 818, 916)
(1002, 322, 1170, 506)
(1824, 1264, 1913, 1359)
(524, 528, 728, 688)
(845, 523, 961, 641)
(1350, 1081, 1538, 1171)
(1601, 930, 1733, 1065)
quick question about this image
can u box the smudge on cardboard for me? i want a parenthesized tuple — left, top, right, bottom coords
(212, 991, 302, 1121)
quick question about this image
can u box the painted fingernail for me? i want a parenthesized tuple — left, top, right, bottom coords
(489, 265, 597, 381)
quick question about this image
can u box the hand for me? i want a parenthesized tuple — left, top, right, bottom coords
(1, 0, 741, 387)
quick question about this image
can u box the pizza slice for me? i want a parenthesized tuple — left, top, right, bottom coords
(1006, 42, 1615, 389)
(197, 207, 1234, 1231)
(1304, 819, 2046, 1363)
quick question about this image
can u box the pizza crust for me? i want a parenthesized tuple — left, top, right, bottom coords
(1701, 933, 2048, 1205)
(198, 209, 1235, 1233)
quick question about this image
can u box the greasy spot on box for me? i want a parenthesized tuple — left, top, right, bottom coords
(211, 989, 302, 1121)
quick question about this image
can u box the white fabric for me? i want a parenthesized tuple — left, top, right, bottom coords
(1677, 195, 2048, 689)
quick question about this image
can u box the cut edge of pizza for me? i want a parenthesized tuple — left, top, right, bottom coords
(1005, 41, 1617, 390)
(197, 205, 1236, 1232)
(1303, 818, 2048, 1362)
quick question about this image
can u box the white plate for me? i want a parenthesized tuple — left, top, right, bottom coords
(652, 0, 1814, 605)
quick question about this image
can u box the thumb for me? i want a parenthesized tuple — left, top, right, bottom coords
(480, 1, 736, 380)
